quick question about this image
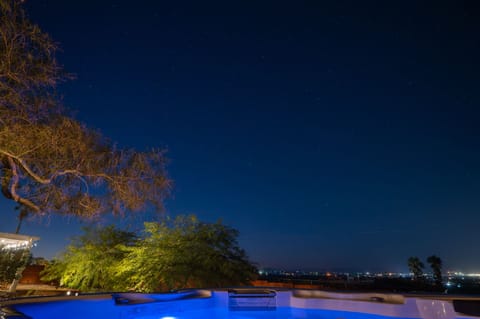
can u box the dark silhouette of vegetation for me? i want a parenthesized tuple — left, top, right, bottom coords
(427, 255, 443, 288)
(0, 0, 170, 232)
(408, 256, 424, 282)
(406, 255, 445, 292)
(42, 216, 257, 292)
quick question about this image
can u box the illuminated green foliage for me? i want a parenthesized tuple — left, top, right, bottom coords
(116, 215, 257, 292)
(42, 216, 257, 292)
(41, 226, 136, 291)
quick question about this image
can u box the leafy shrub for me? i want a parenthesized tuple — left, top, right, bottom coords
(0, 245, 31, 287)
(42, 215, 257, 292)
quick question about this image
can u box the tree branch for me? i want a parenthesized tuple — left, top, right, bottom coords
(7, 156, 40, 212)
(0, 149, 90, 187)
(0, 149, 51, 184)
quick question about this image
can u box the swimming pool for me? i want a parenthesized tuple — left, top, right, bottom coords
(2, 289, 479, 319)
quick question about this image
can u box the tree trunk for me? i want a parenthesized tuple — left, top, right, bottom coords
(8, 277, 20, 294)
(15, 217, 22, 234)
(15, 209, 29, 234)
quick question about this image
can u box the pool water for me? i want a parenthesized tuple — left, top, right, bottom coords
(13, 302, 413, 319)
(4, 290, 472, 319)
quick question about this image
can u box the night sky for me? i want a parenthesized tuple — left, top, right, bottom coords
(1, 1, 480, 272)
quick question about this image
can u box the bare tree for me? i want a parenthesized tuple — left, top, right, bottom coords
(0, 0, 170, 230)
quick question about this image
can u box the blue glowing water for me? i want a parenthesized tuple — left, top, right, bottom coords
(12, 299, 414, 319)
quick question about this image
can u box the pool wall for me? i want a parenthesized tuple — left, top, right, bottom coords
(211, 290, 460, 319)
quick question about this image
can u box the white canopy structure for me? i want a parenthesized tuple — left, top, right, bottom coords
(0, 232, 39, 249)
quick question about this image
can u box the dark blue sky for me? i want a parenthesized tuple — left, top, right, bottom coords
(1, 1, 480, 272)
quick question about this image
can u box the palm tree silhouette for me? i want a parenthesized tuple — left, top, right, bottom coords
(427, 255, 443, 288)
(408, 256, 424, 281)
